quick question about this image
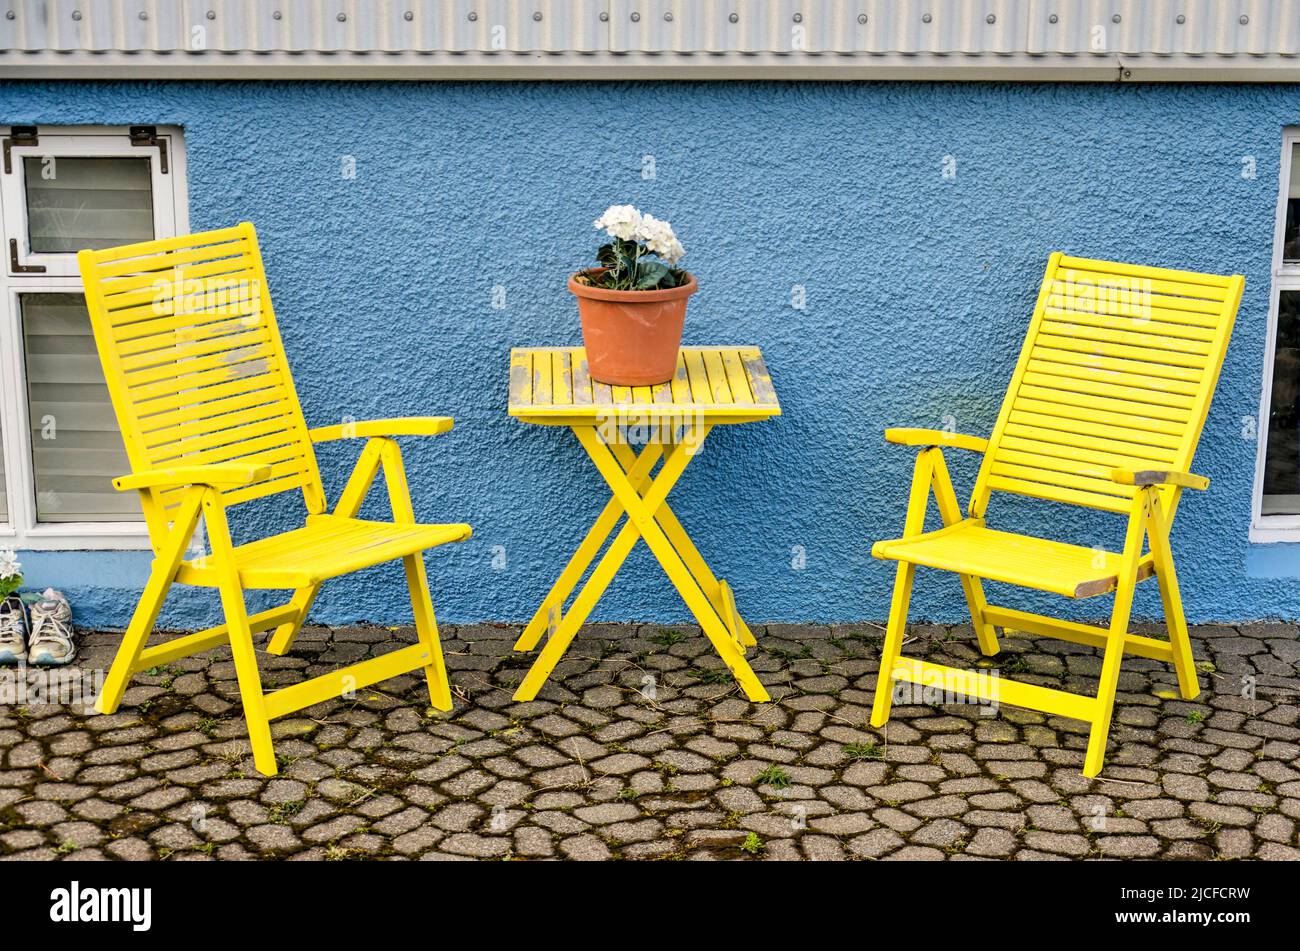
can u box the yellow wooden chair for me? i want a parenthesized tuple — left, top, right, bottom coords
(871, 253, 1243, 777)
(78, 223, 471, 776)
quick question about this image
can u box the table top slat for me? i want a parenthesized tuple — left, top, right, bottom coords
(702, 349, 734, 404)
(532, 352, 553, 407)
(509, 346, 780, 422)
(722, 349, 753, 403)
(509, 349, 532, 408)
(571, 347, 594, 405)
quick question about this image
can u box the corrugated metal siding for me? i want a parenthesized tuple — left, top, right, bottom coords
(1, 1, 1299, 74)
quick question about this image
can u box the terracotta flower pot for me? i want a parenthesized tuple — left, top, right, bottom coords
(570, 270, 698, 386)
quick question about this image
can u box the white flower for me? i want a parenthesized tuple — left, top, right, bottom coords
(593, 204, 644, 243)
(593, 205, 686, 265)
(638, 213, 686, 265)
(0, 549, 20, 581)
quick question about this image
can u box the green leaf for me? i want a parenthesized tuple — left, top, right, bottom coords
(634, 260, 669, 290)
(596, 243, 618, 268)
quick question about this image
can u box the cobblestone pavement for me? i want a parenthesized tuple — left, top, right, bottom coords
(1, 620, 1298, 861)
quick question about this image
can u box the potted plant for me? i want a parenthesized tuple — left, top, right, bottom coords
(571, 205, 696, 386)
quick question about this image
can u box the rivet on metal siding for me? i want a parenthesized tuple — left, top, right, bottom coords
(71, 9, 81, 20)
(1240, 14, 1249, 25)
(793, 13, 802, 23)
(468, 11, 477, 22)
(729, 13, 738, 23)
(1176, 15, 1185, 24)
(630, 11, 640, 22)
(599, 11, 609, 22)
(986, 14, 995, 24)
(1049, 13, 1058, 23)
(1112, 14, 1121, 23)
(922, 13, 932, 24)
(337, 12, 346, 22)
(273, 10, 282, 19)
(138, 10, 147, 18)
(4, 9, 13, 18)
(858, 14, 867, 24)
(404, 11, 414, 21)
(663, 12, 672, 22)
(533, 11, 542, 21)
(206, 10, 216, 20)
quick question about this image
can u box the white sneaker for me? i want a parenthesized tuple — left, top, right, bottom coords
(0, 594, 26, 664)
(27, 588, 74, 666)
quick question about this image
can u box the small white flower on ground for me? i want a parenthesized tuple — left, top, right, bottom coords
(0, 549, 19, 580)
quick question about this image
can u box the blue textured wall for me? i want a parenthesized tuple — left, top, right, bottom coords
(3, 80, 1298, 628)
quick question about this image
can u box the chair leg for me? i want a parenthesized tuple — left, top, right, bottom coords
(927, 450, 999, 657)
(1147, 496, 1200, 700)
(1084, 499, 1147, 778)
(218, 575, 277, 776)
(870, 561, 916, 728)
(95, 489, 203, 715)
(1157, 567, 1200, 701)
(1084, 603, 1131, 778)
(371, 438, 454, 710)
(265, 584, 319, 656)
(959, 574, 1000, 657)
(404, 552, 452, 712)
(94, 564, 172, 715)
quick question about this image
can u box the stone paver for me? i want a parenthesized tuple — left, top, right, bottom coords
(0, 620, 1296, 860)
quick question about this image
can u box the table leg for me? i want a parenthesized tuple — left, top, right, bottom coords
(609, 442, 759, 649)
(575, 426, 769, 703)
(512, 441, 663, 653)
(512, 435, 695, 702)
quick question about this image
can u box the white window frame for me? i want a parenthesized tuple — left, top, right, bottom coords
(0, 124, 188, 550)
(1251, 127, 1300, 542)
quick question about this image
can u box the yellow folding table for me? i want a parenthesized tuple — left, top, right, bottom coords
(508, 345, 781, 703)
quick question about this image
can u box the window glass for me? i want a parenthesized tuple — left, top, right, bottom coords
(1287, 143, 1300, 264)
(1263, 291, 1300, 515)
(20, 293, 135, 522)
(23, 156, 154, 253)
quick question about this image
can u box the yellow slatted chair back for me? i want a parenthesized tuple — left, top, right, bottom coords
(971, 252, 1245, 519)
(78, 223, 325, 547)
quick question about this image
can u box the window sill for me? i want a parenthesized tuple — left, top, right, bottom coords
(0, 521, 152, 551)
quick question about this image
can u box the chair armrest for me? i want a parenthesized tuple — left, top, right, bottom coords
(308, 417, 455, 443)
(113, 464, 271, 491)
(885, 428, 989, 454)
(1110, 468, 1210, 491)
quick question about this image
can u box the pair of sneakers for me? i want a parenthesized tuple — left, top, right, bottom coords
(0, 589, 75, 666)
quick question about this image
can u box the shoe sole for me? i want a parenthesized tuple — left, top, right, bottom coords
(0, 649, 27, 665)
(28, 652, 74, 667)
